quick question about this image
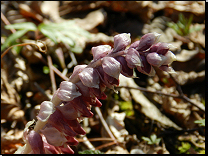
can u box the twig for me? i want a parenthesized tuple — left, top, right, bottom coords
(77, 137, 114, 142)
(1, 41, 47, 59)
(47, 55, 57, 94)
(169, 73, 205, 112)
(34, 82, 51, 101)
(1, 11, 16, 33)
(95, 141, 118, 150)
(158, 127, 205, 137)
(116, 86, 180, 98)
(79, 135, 95, 150)
(116, 85, 205, 112)
(95, 107, 118, 144)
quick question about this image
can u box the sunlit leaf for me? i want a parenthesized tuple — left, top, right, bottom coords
(5, 22, 37, 31)
(38, 21, 92, 53)
(1, 29, 28, 51)
(194, 119, 205, 127)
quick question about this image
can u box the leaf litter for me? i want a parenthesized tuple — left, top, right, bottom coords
(1, 1, 205, 154)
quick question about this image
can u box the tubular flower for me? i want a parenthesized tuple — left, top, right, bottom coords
(18, 33, 176, 154)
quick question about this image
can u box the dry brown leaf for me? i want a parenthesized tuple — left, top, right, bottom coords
(119, 74, 182, 130)
(101, 111, 128, 143)
(189, 23, 205, 48)
(171, 70, 205, 85)
(1, 69, 24, 121)
(74, 9, 106, 31)
(164, 1, 205, 23)
(176, 49, 199, 62)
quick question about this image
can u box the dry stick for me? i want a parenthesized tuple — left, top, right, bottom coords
(77, 137, 114, 142)
(116, 84, 205, 112)
(95, 107, 118, 144)
(169, 73, 205, 112)
(1, 41, 47, 59)
(95, 141, 118, 150)
(34, 82, 51, 101)
(1, 11, 16, 33)
(47, 55, 57, 94)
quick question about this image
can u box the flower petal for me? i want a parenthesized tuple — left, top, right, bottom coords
(92, 45, 111, 60)
(78, 67, 100, 89)
(41, 126, 67, 147)
(27, 130, 45, 154)
(162, 51, 177, 65)
(37, 101, 55, 122)
(102, 57, 121, 79)
(113, 33, 131, 52)
(146, 52, 166, 67)
(137, 32, 161, 51)
(69, 65, 87, 80)
(48, 110, 77, 137)
(57, 81, 82, 101)
(56, 103, 79, 120)
(126, 48, 143, 68)
(116, 56, 133, 77)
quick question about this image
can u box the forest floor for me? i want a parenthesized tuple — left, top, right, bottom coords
(1, 1, 205, 154)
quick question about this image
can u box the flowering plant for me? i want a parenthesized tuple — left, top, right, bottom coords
(15, 32, 176, 154)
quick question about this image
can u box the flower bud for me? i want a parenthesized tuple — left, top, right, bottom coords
(139, 55, 151, 74)
(37, 101, 55, 122)
(116, 56, 133, 77)
(78, 67, 100, 89)
(69, 65, 87, 80)
(137, 32, 161, 51)
(129, 41, 140, 49)
(162, 51, 177, 65)
(113, 33, 131, 52)
(27, 130, 44, 154)
(126, 48, 143, 69)
(149, 42, 162, 53)
(102, 57, 121, 79)
(92, 45, 111, 60)
(146, 52, 167, 67)
(57, 81, 82, 101)
(156, 42, 170, 55)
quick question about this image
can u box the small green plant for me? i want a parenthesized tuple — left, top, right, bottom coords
(194, 119, 205, 127)
(119, 100, 134, 116)
(78, 150, 104, 154)
(178, 142, 191, 154)
(142, 134, 161, 145)
(2, 21, 91, 53)
(167, 13, 201, 36)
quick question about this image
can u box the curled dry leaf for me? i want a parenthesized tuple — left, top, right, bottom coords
(171, 70, 205, 85)
(189, 23, 205, 48)
(1, 69, 24, 121)
(164, 1, 205, 23)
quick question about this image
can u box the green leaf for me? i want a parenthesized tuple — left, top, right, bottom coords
(38, 21, 91, 53)
(1, 29, 28, 51)
(150, 134, 157, 142)
(5, 22, 37, 31)
(43, 66, 49, 74)
(178, 142, 191, 153)
(194, 119, 205, 127)
(142, 136, 152, 144)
